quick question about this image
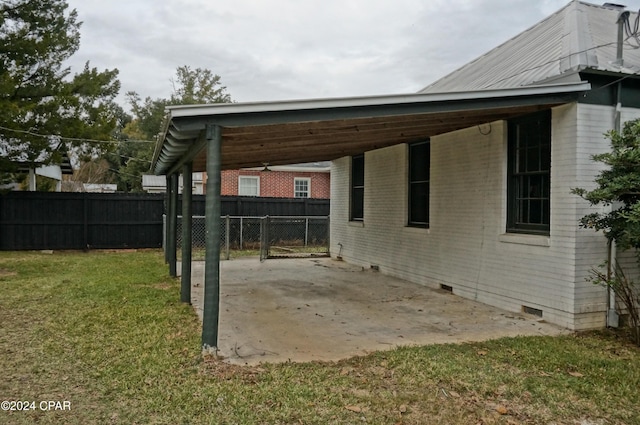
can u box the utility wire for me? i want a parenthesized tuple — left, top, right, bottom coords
(484, 40, 623, 89)
(107, 168, 145, 179)
(0, 124, 154, 144)
(115, 154, 152, 164)
(483, 9, 640, 92)
(622, 10, 640, 48)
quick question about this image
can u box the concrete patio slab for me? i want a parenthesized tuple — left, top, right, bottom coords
(184, 257, 568, 366)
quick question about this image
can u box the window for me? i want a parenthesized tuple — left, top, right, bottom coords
(507, 110, 551, 234)
(350, 154, 364, 221)
(238, 176, 259, 196)
(294, 178, 310, 198)
(408, 141, 430, 227)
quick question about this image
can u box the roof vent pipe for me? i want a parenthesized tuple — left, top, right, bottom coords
(615, 10, 631, 66)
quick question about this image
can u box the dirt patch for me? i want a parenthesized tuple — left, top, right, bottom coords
(0, 268, 17, 278)
(151, 282, 173, 290)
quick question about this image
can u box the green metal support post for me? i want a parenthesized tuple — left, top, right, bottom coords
(202, 125, 222, 353)
(181, 163, 193, 304)
(168, 173, 178, 277)
(164, 175, 171, 263)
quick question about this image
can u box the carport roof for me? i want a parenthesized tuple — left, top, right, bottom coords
(151, 82, 590, 176)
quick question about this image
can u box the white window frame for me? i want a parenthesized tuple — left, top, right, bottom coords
(238, 176, 260, 197)
(294, 177, 311, 198)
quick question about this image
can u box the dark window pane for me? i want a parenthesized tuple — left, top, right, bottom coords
(529, 200, 543, 224)
(352, 155, 364, 187)
(529, 175, 543, 198)
(350, 155, 365, 221)
(527, 147, 540, 172)
(516, 176, 525, 198)
(507, 110, 551, 234)
(408, 141, 430, 227)
(351, 188, 364, 221)
(541, 144, 551, 171)
(410, 182, 429, 224)
(410, 142, 430, 182)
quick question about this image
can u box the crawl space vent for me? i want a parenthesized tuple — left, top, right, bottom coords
(522, 305, 543, 317)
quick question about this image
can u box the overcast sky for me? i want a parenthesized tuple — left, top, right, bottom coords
(64, 0, 640, 109)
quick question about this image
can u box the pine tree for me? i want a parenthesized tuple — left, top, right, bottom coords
(0, 0, 120, 183)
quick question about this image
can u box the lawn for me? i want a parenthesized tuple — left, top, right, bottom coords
(0, 250, 639, 424)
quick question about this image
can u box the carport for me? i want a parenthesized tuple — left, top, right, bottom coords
(152, 82, 589, 353)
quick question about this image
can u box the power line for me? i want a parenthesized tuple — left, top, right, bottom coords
(0, 125, 154, 144)
(622, 10, 640, 48)
(484, 40, 622, 89)
(115, 154, 152, 164)
(108, 168, 146, 179)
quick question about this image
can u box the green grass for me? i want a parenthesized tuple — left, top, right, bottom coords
(1, 250, 639, 424)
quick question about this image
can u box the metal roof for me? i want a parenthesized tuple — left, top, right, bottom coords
(152, 82, 590, 176)
(421, 1, 640, 93)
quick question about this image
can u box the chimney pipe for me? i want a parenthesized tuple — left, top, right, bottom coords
(615, 10, 630, 66)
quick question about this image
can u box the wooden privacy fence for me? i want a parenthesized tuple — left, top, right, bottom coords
(0, 192, 165, 250)
(0, 192, 330, 250)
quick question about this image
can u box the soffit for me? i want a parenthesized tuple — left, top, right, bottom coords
(152, 82, 590, 175)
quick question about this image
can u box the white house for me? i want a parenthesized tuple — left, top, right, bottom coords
(151, 1, 640, 348)
(141, 173, 205, 194)
(331, 1, 640, 330)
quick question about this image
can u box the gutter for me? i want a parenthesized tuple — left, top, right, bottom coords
(165, 82, 592, 119)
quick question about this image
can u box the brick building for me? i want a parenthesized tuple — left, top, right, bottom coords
(220, 162, 330, 199)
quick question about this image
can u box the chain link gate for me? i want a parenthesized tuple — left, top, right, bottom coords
(173, 215, 328, 260)
(259, 215, 329, 260)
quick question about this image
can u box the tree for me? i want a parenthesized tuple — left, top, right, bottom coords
(105, 119, 154, 192)
(107, 66, 231, 192)
(573, 118, 640, 344)
(573, 119, 640, 250)
(128, 65, 232, 141)
(170, 65, 232, 105)
(0, 0, 121, 184)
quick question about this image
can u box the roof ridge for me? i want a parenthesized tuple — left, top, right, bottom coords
(560, 0, 598, 73)
(420, 0, 640, 93)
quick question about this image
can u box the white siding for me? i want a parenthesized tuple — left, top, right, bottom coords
(330, 103, 640, 330)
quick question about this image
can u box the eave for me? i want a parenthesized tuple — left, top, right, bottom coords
(152, 82, 591, 176)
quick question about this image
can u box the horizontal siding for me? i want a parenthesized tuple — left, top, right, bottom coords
(573, 104, 640, 328)
(558, 101, 626, 324)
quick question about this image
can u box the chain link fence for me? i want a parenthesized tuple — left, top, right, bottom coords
(169, 215, 328, 260)
(259, 216, 330, 260)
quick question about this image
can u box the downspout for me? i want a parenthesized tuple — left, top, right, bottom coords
(607, 32, 626, 326)
(607, 239, 619, 327)
(605, 9, 628, 328)
(607, 84, 622, 328)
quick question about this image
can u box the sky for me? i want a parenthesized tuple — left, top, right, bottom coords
(64, 0, 640, 109)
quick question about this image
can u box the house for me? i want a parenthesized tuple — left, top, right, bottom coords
(152, 1, 640, 348)
(142, 173, 205, 194)
(221, 162, 330, 198)
(330, 0, 640, 331)
(2, 154, 73, 192)
(142, 164, 329, 198)
(82, 183, 118, 193)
